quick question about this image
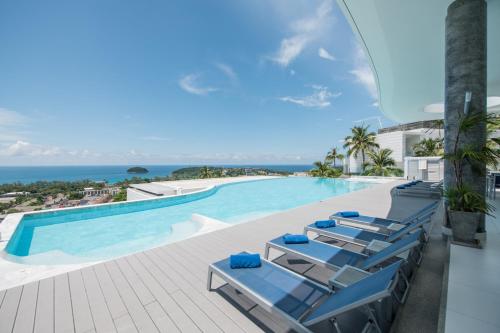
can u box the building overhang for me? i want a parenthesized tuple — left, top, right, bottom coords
(336, 0, 500, 122)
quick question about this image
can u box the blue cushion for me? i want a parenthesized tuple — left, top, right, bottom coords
(315, 220, 336, 228)
(230, 253, 261, 269)
(339, 211, 360, 218)
(397, 185, 406, 189)
(283, 234, 309, 244)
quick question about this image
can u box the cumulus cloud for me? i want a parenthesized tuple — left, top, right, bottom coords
(270, 0, 333, 67)
(318, 47, 335, 61)
(350, 44, 378, 101)
(280, 85, 341, 108)
(179, 74, 218, 95)
(0, 141, 62, 157)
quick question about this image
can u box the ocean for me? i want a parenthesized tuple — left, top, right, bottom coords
(0, 165, 313, 184)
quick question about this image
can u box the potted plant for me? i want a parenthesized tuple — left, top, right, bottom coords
(443, 111, 498, 244)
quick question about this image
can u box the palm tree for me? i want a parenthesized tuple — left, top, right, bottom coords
(413, 138, 443, 157)
(199, 166, 213, 179)
(326, 147, 345, 168)
(343, 125, 379, 172)
(364, 148, 402, 176)
(426, 119, 444, 138)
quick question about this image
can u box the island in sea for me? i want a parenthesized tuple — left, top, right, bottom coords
(127, 166, 149, 174)
(0, 166, 294, 217)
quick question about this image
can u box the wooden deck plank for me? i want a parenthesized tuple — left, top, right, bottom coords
(126, 253, 200, 332)
(104, 261, 159, 332)
(54, 274, 75, 333)
(68, 270, 95, 333)
(144, 301, 180, 333)
(0, 285, 23, 333)
(114, 314, 138, 333)
(93, 263, 128, 320)
(115, 257, 155, 306)
(13, 281, 38, 333)
(34, 278, 54, 333)
(81, 266, 116, 333)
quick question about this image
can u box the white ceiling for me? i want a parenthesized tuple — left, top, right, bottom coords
(336, 0, 500, 122)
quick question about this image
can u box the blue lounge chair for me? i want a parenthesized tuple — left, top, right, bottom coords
(304, 217, 429, 247)
(207, 257, 403, 333)
(266, 230, 422, 273)
(330, 201, 438, 232)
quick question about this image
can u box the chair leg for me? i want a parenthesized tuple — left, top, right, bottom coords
(362, 306, 383, 333)
(206, 269, 213, 291)
(264, 244, 270, 259)
(329, 318, 342, 333)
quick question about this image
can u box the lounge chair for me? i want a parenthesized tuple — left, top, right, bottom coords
(266, 231, 422, 300)
(207, 257, 403, 333)
(330, 201, 438, 232)
(304, 217, 430, 247)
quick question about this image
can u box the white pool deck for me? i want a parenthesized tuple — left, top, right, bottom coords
(444, 191, 500, 333)
(0, 179, 443, 333)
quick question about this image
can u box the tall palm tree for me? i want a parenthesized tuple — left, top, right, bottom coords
(425, 119, 444, 138)
(326, 147, 345, 168)
(199, 166, 213, 179)
(343, 125, 379, 172)
(413, 138, 443, 156)
(364, 148, 401, 176)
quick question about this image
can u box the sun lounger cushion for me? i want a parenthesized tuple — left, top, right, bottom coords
(315, 220, 336, 228)
(283, 234, 309, 244)
(338, 211, 360, 218)
(230, 253, 261, 269)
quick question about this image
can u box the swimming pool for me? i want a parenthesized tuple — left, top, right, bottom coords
(5, 177, 372, 261)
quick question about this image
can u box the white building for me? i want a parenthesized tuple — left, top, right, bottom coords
(344, 120, 444, 177)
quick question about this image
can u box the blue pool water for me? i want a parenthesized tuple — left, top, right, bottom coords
(6, 177, 371, 261)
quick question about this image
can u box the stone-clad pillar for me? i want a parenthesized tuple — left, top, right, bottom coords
(444, 0, 487, 231)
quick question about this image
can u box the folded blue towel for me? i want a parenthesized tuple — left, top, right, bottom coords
(315, 220, 336, 228)
(230, 253, 261, 269)
(339, 211, 360, 218)
(283, 234, 309, 244)
(397, 185, 406, 189)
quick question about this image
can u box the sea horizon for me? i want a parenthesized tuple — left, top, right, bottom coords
(0, 164, 313, 185)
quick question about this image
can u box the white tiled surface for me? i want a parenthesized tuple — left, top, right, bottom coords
(445, 193, 500, 332)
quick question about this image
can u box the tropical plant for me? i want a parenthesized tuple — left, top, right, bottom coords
(309, 161, 342, 178)
(363, 148, 403, 176)
(443, 112, 499, 214)
(343, 125, 379, 172)
(326, 147, 344, 168)
(413, 138, 444, 157)
(486, 115, 500, 169)
(426, 119, 444, 138)
(199, 166, 213, 179)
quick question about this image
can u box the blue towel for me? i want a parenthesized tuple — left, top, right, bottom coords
(397, 185, 406, 189)
(315, 220, 336, 228)
(230, 253, 261, 269)
(283, 234, 309, 244)
(339, 211, 360, 218)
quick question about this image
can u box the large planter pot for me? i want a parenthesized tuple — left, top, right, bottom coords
(448, 210, 481, 243)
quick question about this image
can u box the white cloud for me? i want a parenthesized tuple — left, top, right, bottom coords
(270, 0, 333, 67)
(350, 44, 378, 100)
(280, 85, 341, 108)
(0, 141, 62, 157)
(318, 47, 335, 61)
(179, 74, 218, 96)
(215, 63, 237, 81)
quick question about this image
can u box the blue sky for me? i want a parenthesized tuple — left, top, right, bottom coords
(0, 0, 396, 166)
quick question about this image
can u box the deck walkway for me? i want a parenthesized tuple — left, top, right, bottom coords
(0, 181, 436, 333)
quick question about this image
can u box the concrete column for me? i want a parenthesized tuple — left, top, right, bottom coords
(444, 0, 487, 231)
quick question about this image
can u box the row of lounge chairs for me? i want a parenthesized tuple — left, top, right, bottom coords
(396, 180, 443, 198)
(207, 202, 438, 333)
